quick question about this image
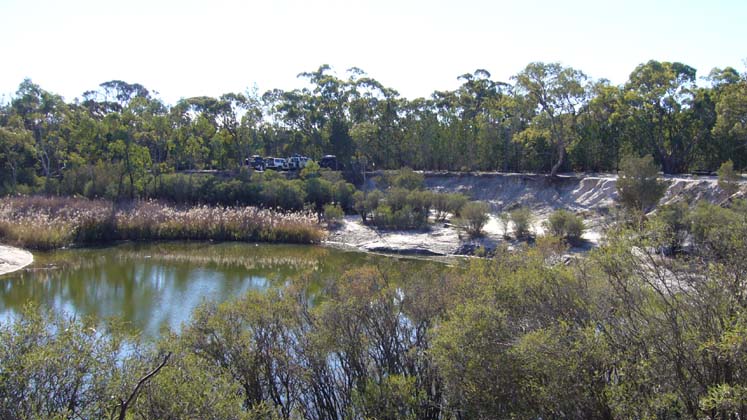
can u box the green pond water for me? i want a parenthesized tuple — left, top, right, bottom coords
(0, 242, 445, 337)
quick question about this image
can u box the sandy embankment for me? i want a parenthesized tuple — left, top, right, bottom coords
(326, 172, 739, 257)
(0, 245, 34, 276)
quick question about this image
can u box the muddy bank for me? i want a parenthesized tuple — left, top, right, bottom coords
(0, 245, 33, 276)
(330, 172, 742, 257)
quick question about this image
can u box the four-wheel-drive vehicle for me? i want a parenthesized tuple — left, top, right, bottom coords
(319, 155, 339, 170)
(249, 155, 265, 171)
(264, 157, 289, 170)
(288, 155, 310, 170)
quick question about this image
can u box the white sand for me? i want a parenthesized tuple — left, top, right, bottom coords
(0, 245, 33, 276)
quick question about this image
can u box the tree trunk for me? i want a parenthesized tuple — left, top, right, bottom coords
(550, 141, 566, 177)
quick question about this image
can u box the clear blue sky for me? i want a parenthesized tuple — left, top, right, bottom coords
(1, 0, 745, 104)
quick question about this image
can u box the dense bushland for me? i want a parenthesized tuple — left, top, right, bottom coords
(6, 199, 747, 418)
(3, 61, 746, 198)
(353, 169, 482, 231)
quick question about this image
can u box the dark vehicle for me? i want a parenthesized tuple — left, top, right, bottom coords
(319, 155, 339, 170)
(249, 155, 265, 171)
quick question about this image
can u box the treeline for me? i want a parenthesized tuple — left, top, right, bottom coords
(2, 60, 746, 196)
(5, 198, 747, 419)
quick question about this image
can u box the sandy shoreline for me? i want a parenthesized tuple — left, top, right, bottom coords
(0, 245, 34, 276)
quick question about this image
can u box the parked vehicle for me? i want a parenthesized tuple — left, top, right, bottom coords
(264, 157, 289, 171)
(248, 155, 265, 171)
(288, 154, 310, 170)
(319, 155, 339, 170)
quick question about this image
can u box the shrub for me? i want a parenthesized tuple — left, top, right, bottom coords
(718, 160, 741, 197)
(498, 212, 511, 238)
(457, 201, 489, 237)
(544, 210, 585, 244)
(510, 207, 534, 239)
(304, 177, 334, 212)
(649, 202, 690, 253)
(688, 201, 743, 258)
(616, 154, 667, 215)
(433, 193, 468, 221)
(353, 190, 383, 222)
(389, 168, 425, 190)
(333, 181, 356, 212)
(261, 178, 305, 211)
(323, 203, 344, 227)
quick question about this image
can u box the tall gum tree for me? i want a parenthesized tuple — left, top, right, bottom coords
(622, 60, 703, 174)
(513, 62, 589, 177)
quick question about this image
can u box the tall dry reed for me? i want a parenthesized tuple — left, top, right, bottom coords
(0, 197, 323, 250)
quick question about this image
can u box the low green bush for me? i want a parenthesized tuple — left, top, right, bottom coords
(433, 193, 468, 221)
(323, 203, 344, 227)
(510, 207, 534, 239)
(457, 201, 489, 237)
(544, 209, 585, 244)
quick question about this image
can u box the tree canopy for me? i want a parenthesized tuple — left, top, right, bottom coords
(2, 60, 746, 195)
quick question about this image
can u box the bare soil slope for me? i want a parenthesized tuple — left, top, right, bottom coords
(327, 172, 741, 256)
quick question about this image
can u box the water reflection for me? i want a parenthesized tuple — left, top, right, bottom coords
(0, 242, 438, 337)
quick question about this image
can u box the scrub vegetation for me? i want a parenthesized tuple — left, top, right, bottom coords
(2, 59, 747, 419)
(6, 196, 747, 418)
(3, 61, 746, 197)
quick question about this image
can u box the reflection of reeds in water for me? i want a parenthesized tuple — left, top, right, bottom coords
(0, 197, 324, 250)
(115, 247, 327, 272)
(24, 243, 336, 275)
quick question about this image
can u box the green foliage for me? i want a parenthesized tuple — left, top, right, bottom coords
(322, 203, 344, 226)
(10, 205, 747, 417)
(388, 167, 425, 190)
(509, 206, 534, 239)
(498, 211, 511, 238)
(366, 188, 432, 230)
(456, 201, 489, 237)
(1, 62, 745, 199)
(616, 154, 667, 214)
(260, 177, 305, 210)
(303, 176, 333, 212)
(718, 159, 741, 196)
(649, 201, 690, 253)
(332, 180, 355, 212)
(353, 190, 383, 222)
(432, 192, 468, 221)
(544, 209, 585, 243)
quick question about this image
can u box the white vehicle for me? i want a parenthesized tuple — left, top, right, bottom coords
(264, 157, 289, 171)
(288, 155, 310, 170)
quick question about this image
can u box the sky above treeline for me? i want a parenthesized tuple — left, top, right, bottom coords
(1, 0, 745, 104)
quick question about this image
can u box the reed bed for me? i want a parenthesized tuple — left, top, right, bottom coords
(0, 196, 323, 250)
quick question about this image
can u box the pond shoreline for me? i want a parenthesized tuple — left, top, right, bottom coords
(0, 245, 34, 276)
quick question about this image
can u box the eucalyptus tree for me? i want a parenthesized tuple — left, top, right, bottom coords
(10, 79, 71, 192)
(621, 60, 705, 174)
(709, 67, 747, 169)
(0, 117, 35, 192)
(347, 68, 403, 169)
(573, 80, 625, 171)
(513, 62, 590, 176)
